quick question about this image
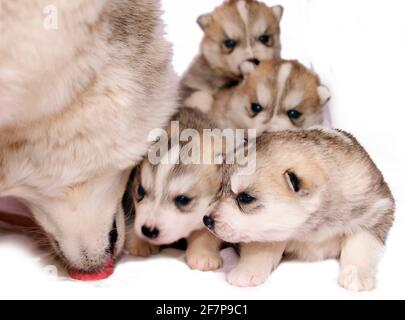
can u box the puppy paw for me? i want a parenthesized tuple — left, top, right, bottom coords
(240, 61, 257, 76)
(339, 266, 376, 292)
(126, 235, 159, 258)
(185, 252, 223, 271)
(227, 266, 269, 287)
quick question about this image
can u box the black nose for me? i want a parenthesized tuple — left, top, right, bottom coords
(108, 221, 118, 255)
(142, 226, 160, 239)
(247, 58, 260, 66)
(203, 216, 215, 230)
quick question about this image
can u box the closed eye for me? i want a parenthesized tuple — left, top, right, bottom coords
(285, 171, 301, 193)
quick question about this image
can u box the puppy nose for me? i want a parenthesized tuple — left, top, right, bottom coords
(247, 58, 260, 66)
(142, 225, 160, 239)
(203, 216, 215, 230)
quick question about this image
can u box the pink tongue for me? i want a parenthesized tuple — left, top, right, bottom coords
(68, 259, 114, 281)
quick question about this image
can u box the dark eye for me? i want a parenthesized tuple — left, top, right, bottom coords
(137, 185, 146, 200)
(236, 193, 256, 205)
(251, 103, 263, 114)
(175, 195, 191, 207)
(287, 171, 301, 193)
(287, 109, 303, 120)
(224, 39, 237, 49)
(259, 34, 271, 44)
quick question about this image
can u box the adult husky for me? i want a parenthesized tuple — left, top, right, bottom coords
(0, 0, 177, 273)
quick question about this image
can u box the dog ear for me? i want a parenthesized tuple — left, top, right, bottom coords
(197, 14, 213, 31)
(271, 5, 284, 22)
(318, 86, 331, 105)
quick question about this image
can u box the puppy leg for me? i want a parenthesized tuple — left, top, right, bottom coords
(126, 230, 159, 258)
(184, 91, 214, 113)
(185, 229, 223, 271)
(228, 242, 286, 287)
(339, 230, 384, 292)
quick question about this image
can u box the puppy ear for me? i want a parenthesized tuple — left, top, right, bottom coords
(197, 14, 213, 31)
(317, 86, 331, 105)
(271, 5, 284, 22)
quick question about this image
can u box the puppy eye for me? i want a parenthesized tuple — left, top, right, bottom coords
(236, 193, 256, 205)
(259, 34, 271, 45)
(175, 195, 192, 207)
(137, 185, 146, 200)
(287, 109, 303, 120)
(223, 39, 237, 50)
(251, 103, 263, 114)
(286, 171, 301, 193)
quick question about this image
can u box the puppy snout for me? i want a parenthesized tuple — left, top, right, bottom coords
(247, 58, 260, 66)
(203, 216, 215, 230)
(142, 225, 160, 239)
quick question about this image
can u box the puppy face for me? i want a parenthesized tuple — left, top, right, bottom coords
(207, 139, 328, 243)
(224, 60, 330, 135)
(198, 0, 283, 79)
(132, 159, 222, 245)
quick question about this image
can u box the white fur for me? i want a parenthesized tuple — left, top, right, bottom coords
(267, 115, 296, 132)
(257, 82, 273, 107)
(339, 231, 384, 291)
(276, 63, 293, 108)
(318, 86, 331, 105)
(283, 90, 304, 109)
(236, 0, 249, 28)
(185, 91, 214, 113)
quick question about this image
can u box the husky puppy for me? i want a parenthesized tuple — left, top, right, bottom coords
(0, 0, 178, 273)
(211, 60, 331, 135)
(181, 0, 284, 113)
(205, 129, 395, 291)
(126, 108, 224, 271)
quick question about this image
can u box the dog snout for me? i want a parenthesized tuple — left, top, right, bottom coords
(203, 216, 215, 230)
(142, 225, 160, 239)
(247, 58, 260, 66)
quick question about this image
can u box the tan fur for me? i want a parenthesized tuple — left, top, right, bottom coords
(210, 60, 330, 135)
(180, 0, 283, 112)
(208, 129, 395, 291)
(0, 0, 178, 272)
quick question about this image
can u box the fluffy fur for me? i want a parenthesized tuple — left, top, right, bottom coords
(207, 129, 395, 291)
(180, 0, 283, 112)
(126, 108, 223, 271)
(0, 0, 178, 272)
(210, 60, 331, 135)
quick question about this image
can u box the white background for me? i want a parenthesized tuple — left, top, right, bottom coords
(0, 0, 404, 300)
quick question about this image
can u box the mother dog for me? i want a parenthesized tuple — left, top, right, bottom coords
(0, 0, 177, 273)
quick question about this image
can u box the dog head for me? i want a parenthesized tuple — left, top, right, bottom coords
(132, 158, 222, 245)
(204, 132, 331, 244)
(222, 60, 331, 135)
(30, 172, 127, 273)
(198, 0, 283, 79)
